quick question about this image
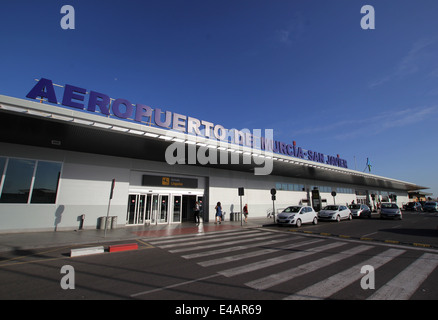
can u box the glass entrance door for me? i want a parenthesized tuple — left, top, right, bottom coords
(158, 194, 169, 224)
(151, 194, 159, 225)
(144, 194, 152, 224)
(172, 195, 182, 223)
(127, 192, 202, 225)
(126, 194, 146, 225)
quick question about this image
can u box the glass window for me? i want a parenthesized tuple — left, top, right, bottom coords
(30, 161, 62, 203)
(0, 157, 6, 188)
(0, 158, 36, 203)
(0, 157, 6, 177)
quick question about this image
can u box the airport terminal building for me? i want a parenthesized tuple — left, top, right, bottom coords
(0, 78, 426, 233)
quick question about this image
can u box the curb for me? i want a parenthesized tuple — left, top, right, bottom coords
(108, 243, 138, 253)
(70, 242, 139, 257)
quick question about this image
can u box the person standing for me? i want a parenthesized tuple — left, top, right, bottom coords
(243, 203, 248, 223)
(215, 202, 222, 224)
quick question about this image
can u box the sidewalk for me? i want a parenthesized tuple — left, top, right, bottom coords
(0, 217, 274, 253)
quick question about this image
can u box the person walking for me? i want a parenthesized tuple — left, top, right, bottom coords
(243, 203, 248, 223)
(193, 201, 200, 224)
(215, 202, 222, 224)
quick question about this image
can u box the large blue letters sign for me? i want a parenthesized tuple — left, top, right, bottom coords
(26, 78, 348, 169)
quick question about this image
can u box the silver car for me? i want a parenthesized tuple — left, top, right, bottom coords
(349, 204, 371, 218)
(379, 202, 402, 220)
(318, 205, 352, 222)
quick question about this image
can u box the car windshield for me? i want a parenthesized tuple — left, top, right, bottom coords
(381, 203, 398, 209)
(323, 206, 339, 211)
(282, 206, 301, 213)
(425, 202, 437, 205)
(349, 205, 361, 209)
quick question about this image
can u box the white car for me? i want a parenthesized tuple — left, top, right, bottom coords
(276, 206, 318, 227)
(318, 205, 352, 222)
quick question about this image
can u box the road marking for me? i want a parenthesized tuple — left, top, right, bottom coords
(136, 239, 154, 248)
(130, 274, 220, 298)
(246, 244, 373, 290)
(362, 232, 377, 237)
(285, 248, 405, 300)
(219, 241, 345, 278)
(413, 243, 431, 248)
(368, 252, 438, 300)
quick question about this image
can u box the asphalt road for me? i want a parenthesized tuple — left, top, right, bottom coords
(0, 212, 437, 306)
(269, 211, 438, 247)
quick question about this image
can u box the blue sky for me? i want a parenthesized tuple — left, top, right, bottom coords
(1, 0, 438, 197)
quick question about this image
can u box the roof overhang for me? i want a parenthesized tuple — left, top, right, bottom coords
(0, 94, 427, 192)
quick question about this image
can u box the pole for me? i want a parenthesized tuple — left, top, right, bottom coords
(272, 199, 275, 223)
(240, 195, 243, 227)
(104, 179, 115, 238)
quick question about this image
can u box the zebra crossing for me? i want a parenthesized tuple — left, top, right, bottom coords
(145, 228, 438, 300)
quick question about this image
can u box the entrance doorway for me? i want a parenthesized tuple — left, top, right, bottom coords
(126, 193, 203, 225)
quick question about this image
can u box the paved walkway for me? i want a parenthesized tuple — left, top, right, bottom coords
(0, 218, 274, 253)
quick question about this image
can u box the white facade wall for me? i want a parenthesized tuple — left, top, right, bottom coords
(0, 142, 409, 232)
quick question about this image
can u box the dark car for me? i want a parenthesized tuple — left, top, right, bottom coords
(349, 204, 371, 218)
(379, 202, 402, 220)
(404, 202, 422, 212)
(423, 201, 438, 212)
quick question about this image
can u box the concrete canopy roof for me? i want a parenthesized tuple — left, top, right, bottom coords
(0, 95, 427, 192)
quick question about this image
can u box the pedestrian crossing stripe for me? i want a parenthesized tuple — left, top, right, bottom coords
(198, 238, 323, 267)
(246, 244, 374, 291)
(284, 248, 406, 300)
(367, 252, 438, 300)
(182, 236, 290, 260)
(219, 241, 345, 278)
(170, 233, 288, 254)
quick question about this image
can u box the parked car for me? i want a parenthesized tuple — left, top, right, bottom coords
(423, 201, 438, 212)
(349, 204, 372, 218)
(318, 205, 352, 222)
(379, 202, 402, 219)
(404, 202, 422, 212)
(276, 206, 318, 227)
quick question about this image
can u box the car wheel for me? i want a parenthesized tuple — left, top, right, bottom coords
(336, 215, 341, 222)
(296, 219, 302, 227)
(313, 217, 318, 225)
